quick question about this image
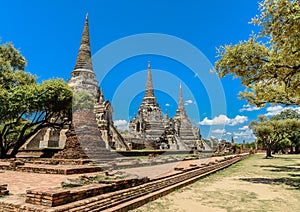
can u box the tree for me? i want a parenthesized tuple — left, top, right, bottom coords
(271, 109, 300, 153)
(250, 116, 300, 158)
(214, 0, 300, 106)
(0, 42, 72, 158)
(270, 109, 300, 120)
(72, 90, 95, 112)
(245, 141, 256, 149)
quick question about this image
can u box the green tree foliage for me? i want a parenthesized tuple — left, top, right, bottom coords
(271, 109, 300, 153)
(0, 43, 72, 158)
(250, 114, 300, 157)
(270, 108, 300, 120)
(214, 0, 300, 106)
(72, 90, 95, 112)
(245, 141, 256, 149)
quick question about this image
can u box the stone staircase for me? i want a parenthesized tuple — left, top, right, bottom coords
(73, 110, 119, 163)
(110, 125, 130, 151)
(145, 121, 165, 139)
(174, 135, 189, 150)
(178, 127, 197, 150)
(202, 140, 213, 151)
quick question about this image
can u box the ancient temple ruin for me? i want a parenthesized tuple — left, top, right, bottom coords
(20, 14, 129, 156)
(68, 14, 129, 151)
(128, 63, 203, 151)
(129, 62, 165, 139)
(20, 14, 206, 157)
(68, 14, 100, 100)
(173, 84, 202, 149)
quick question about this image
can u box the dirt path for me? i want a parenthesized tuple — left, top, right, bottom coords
(0, 155, 224, 205)
(131, 154, 300, 212)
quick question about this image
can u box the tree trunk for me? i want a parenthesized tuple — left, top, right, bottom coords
(266, 146, 272, 158)
(290, 145, 294, 154)
(0, 138, 7, 158)
(10, 144, 21, 158)
(295, 146, 300, 154)
(0, 146, 7, 159)
(9, 123, 46, 158)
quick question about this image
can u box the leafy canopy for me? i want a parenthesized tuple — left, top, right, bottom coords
(270, 108, 300, 120)
(214, 0, 300, 106)
(0, 42, 72, 158)
(250, 109, 300, 157)
(72, 90, 95, 112)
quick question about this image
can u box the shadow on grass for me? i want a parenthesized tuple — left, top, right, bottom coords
(258, 165, 300, 173)
(275, 155, 299, 159)
(288, 173, 300, 177)
(260, 155, 299, 161)
(239, 177, 300, 190)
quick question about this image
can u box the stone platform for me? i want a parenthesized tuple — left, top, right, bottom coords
(0, 154, 251, 211)
(0, 161, 103, 175)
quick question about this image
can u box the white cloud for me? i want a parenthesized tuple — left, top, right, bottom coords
(165, 103, 170, 107)
(230, 115, 248, 126)
(185, 100, 193, 105)
(226, 132, 232, 135)
(239, 125, 249, 130)
(199, 115, 230, 125)
(234, 129, 254, 139)
(114, 120, 128, 130)
(239, 104, 261, 112)
(265, 105, 300, 116)
(212, 129, 226, 134)
(265, 105, 284, 116)
(199, 114, 248, 126)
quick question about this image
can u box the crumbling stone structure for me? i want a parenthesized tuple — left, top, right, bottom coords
(128, 63, 204, 151)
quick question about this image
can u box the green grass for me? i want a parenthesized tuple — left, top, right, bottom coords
(130, 154, 300, 212)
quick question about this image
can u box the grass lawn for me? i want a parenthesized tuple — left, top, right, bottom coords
(131, 153, 300, 212)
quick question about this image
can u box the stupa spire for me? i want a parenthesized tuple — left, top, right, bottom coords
(74, 13, 93, 71)
(165, 110, 169, 119)
(143, 61, 156, 100)
(178, 83, 184, 110)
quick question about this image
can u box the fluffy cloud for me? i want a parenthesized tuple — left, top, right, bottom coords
(184, 100, 194, 106)
(114, 120, 128, 130)
(165, 103, 170, 107)
(265, 105, 285, 116)
(265, 105, 300, 116)
(239, 125, 249, 130)
(212, 129, 226, 134)
(230, 115, 248, 126)
(234, 129, 255, 139)
(199, 114, 248, 126)
(239, 104, 261, 112)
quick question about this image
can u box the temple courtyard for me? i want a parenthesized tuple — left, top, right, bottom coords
(0, 153, 299, 211)
(131, 153, 300, 212)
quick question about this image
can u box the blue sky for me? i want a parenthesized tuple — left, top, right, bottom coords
(1, 0, 297, 143)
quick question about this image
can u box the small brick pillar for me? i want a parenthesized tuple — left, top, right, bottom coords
(0, 184, 9, 196)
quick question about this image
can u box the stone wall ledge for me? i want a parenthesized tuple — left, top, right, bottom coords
(25, 178, 150, 207)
